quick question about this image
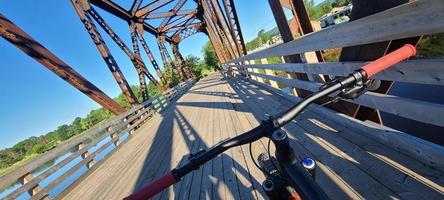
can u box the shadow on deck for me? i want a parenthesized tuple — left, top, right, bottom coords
(61, 73, 444, 200)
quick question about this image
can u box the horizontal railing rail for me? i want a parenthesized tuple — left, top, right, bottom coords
(236, 70, 444, 127)
(227, 0, 444, 63)
(223, 0, 444, 169)
(235, 59, 444, 85)
(0, 79, 195, 200)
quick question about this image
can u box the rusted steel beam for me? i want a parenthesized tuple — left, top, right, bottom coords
(145, 9, 198, 19)
(204, 23, 228, 63)
(206, 0, 237, 59)
(71, 0, 139, 106)
(167, 21, 201, 33)
(171, 23, 202, 43)
(130, 23, 149, 101)
(223, 0, 247, 56)
(0, 14, 126, 115)
(268, 0, 308, 96)
(210, 0, 239, 58)
(89, 0, 173, 43)
(171, 43, 194, 79)
(289, 0, 324, 62)
(202, 0, 235, 61)
(159, 0, 188, 29)
(130, 0, 144, 15)
(156, 35, 178, 86)
(85, 6, 160, 88)
(134, 27, 165, 87)
(136, 0, 175, 18)
(160, 14, 197, 32)
(160, 39, 181, 81)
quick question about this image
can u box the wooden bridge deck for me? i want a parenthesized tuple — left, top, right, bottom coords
(61, 73, 443, 200)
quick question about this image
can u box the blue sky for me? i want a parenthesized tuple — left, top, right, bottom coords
(0, 0, 323, 149)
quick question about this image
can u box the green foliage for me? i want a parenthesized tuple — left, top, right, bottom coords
(258, 29, 271, 45)
(321, 3, 333, 13)
(303, 0, 350, 20)
(417, 33, 444, 58)
(246, 29, 272, 51)
(267, 57, 282, 64)
(185, 54, 214, 78)
(202, 41, 220, 70)
(0, 81, 162, 170)
(185, 55, 204, 78)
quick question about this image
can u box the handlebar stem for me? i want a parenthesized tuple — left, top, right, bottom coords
(272, 130, 329, 200)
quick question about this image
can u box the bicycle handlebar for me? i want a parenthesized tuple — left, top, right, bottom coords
(125, 45, 416, 200)
(123, 172, 176, 200)
(360, 44, 416, 78)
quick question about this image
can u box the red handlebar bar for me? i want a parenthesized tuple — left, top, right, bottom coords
(360, 44, 416, 79)
(123, 172, 176, 200)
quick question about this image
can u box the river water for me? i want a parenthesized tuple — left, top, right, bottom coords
(0, 132, 129, 199)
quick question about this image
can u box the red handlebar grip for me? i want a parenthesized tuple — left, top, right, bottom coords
(123, 172, 176, 200)
(360, 44, 416, 79)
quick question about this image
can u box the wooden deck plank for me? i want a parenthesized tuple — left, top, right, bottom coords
(60, 73, 443, 200)
(228, 76, 444, 199)
(183, 84, 213, 200)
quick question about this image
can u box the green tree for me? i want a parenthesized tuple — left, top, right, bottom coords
(202, 41, 220, 70)
(185, 55, 204, 78)
(258, 29, 271, 45)
(321, 3, 332, 13)
(334, 0, 349, 7)
(30, 144, 46, 154)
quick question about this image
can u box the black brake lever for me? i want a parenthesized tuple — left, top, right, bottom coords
(319, 78, 380, 102)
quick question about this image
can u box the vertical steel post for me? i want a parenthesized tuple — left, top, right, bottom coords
(130, 23, 150, 101)
(71, 0, 139, 106)
(171, 43, 195, 79)
(268, 0, 308, 96)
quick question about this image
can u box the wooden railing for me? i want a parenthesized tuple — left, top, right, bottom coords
(225, 0, 444, 168)
(0, 79, 195, 200)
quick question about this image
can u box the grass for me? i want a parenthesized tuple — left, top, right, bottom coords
(0, 154, 39, 177)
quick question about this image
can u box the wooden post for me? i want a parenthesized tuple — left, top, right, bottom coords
(247, 60, 260, 82)
(77, 143, 95, 169)
(285, 0, 326, 83)
(19, 173, 44, 197)
(110, 133, 121, 146)
(260, 58, 279, 88)
(268, 0, 309, 97)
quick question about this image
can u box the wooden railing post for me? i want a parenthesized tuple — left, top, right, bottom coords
(19, 173, 43, 197)
(77, 142, 95, 169)
(260, 58, 279, 88)
(107, 125, 122, 145)
(243, 60, 255, 80)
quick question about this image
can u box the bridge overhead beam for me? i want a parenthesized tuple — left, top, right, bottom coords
(222, 0, 247, 56)
(89, 0, 173, 43)
(133, 23, 166, 90)
(209, 0, 239, 58)
(201, 0, 234, 62)
(130, 23, 149, 101)
(71, 0, 139, 106)
(0, 14, 126, 115)
(289, 0, 325, 63)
